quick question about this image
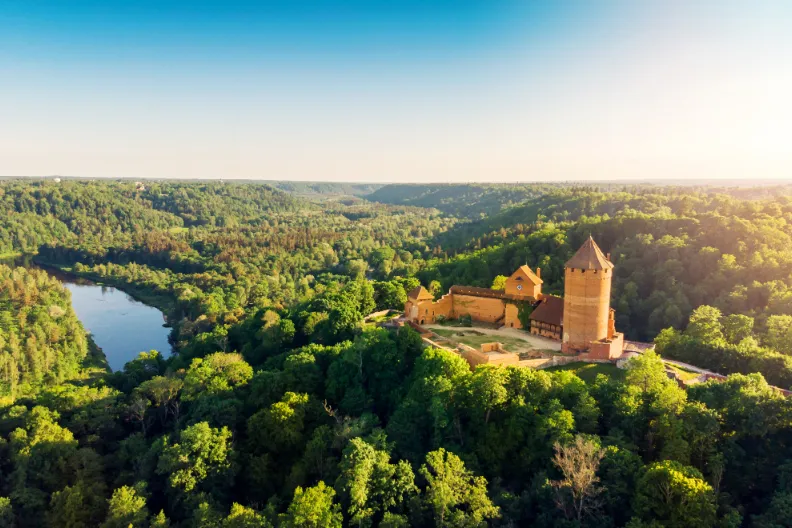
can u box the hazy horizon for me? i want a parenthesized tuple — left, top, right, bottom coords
(2, 1, 791, 182)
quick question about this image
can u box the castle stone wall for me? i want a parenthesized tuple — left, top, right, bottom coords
(452, 294, 506, 323)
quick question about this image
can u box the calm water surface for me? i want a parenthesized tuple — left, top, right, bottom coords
(64, 281, 172, 371)
(3, 257, 172, 371)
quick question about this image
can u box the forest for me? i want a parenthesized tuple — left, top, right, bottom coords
(1, 178, 792, 527)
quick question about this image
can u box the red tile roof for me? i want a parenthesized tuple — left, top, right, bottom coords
(449, 285, 506, 299)
(529, 295, 564, 326)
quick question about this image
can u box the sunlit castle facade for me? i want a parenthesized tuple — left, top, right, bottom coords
(404, 264, 542, 328)
(560, 237, 624, 358)
(404, 236, 625, 359)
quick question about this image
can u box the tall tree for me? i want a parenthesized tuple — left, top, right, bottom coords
(335, 438, 417, 527)
(550, 435, 606, 523)
(157, 422, 235, 495)
(420, 448, 499, 527)
(632, 460, 717, 527)
(101, 485, 149, 528)
(279, 482, 343, 528)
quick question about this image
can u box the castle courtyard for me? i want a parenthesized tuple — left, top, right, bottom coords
(424, 323, 562, 356)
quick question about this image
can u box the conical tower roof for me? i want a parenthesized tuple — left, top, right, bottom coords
(565, 236, 614, 270)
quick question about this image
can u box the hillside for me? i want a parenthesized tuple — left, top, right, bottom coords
(0, 180, 791, 526)
(367, 183, 558, 217)
(269, 180, 384, 198)
(0, 265, 96, 397)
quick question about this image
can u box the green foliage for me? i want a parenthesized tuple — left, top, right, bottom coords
(221, 503, 272, 528)
(247, 392, 311, 457)
(458, 314, 472, 327)
(721, 314, 754, 345)
(373, 280, 408, 311)
(335, 437, 417, 526)
(420, 448, 500, 527)
(632, 460, 717, 527)
(765, 315, 792, 355)
(101, 484, 149, 528)
(149, 510, 170, 527)
(157, 422, 235, 494)
(754, 492, 792, 528)
(182, 353, 253, 400)
(0, 265, 90, 396)
(490, 275, 508, 291)
(656, 307, 792, 388)
(279, 481, 342, 528)
(513, 300, 535, 329)
(686, 306, 725, 344)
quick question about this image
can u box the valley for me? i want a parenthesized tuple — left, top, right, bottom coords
(0, 178, 791, 527)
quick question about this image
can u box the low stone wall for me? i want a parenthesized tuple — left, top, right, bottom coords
(466, 349, 520, 368)
(519, 354, 615, 369)
(519, 358, 553, 368)
(407, 321, 431, 335)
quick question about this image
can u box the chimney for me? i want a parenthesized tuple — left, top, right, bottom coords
(536, 267, 541, 278)
(606, 253, 611, 262)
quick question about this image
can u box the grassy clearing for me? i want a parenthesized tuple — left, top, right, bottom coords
(666, 364, 701, 382)
(369, 312, 399, 323)
(436, 319, 472, 328)
(545, 362, 626, 384)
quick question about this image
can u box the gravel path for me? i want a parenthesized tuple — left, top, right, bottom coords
(662, 358, 719, 376)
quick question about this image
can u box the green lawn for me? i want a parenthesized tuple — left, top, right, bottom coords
(369, 312, 399, 323)
(545, 362, 626, 384)
(666, 364, 701, 382)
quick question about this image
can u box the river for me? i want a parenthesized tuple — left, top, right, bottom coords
(2, 256, 172, 371)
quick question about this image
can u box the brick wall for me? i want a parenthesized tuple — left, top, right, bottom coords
(452, 295, 506, 323)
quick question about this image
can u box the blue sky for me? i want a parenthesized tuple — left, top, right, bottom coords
(1, 1, 790, 181)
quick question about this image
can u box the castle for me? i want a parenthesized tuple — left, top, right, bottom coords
(404, 237, 625, 359)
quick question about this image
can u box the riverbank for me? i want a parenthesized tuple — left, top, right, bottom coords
(5, 255, 176, 371)
(33, 258, 177, 325)
(79, 335, 112, 381)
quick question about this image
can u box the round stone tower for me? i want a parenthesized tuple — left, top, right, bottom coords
(561, 236, 615, 353)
